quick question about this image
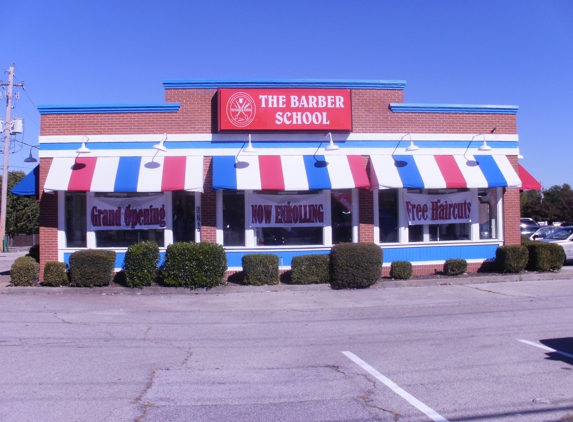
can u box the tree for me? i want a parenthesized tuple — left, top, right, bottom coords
(521, 184, 573, 224)
(0, 170, 40, 236)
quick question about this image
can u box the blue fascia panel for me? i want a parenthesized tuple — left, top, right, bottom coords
(163, 79, 407, 90)
(225, 249, 331, 267)
(382, 244, 499, 263)
(64, 252, 166, 270)
(38, 103, 181, 115)
(390, 103, 518, 115)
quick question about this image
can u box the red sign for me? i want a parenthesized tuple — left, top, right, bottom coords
(218, 88, 352, 131)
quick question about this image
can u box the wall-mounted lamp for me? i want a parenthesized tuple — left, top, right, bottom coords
(403, 133, 419, 152)
(153, 133, 168, 152)
(24, 147, 37, 163)
(76, 136, 91, 154)
(477, 134, 492, 151)
(243, 134, 257, 153)
(325, 132, 340, 151)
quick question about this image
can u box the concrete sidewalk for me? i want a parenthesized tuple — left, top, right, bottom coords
(1, 248, 572, 295)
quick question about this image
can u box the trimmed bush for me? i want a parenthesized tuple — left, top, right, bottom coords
(162, 242, 227, 288)
(42, 262, 69, 287)
(11, 256, 39, 286)
(526, 242, 566, 272)
(123, 241, 160, 288)
(27, 244, 39, 263)
(444, 259, 467, 276)
(69, 249, 116, 287)
(291, 254, 330, 284)
(390, 261, 412, 280)
(496, 245, 528, 273)
(242, 254, 279, 286)
(330, 243, 382, 289)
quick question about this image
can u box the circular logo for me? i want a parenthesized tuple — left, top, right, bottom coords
(226, 92, 256, 127)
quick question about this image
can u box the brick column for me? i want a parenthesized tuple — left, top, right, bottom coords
(358, 156, 374, 242)
(39, 158, 58, 280)
(201, 156, 217, 242)
(503, 155, 521, 245)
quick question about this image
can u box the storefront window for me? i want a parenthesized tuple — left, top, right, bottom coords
(172, 192, 196, 242)
(252, 191, 324, 246)
(223, 191, 245, 246)
(406, 188, 471, 242)
(378, 189, 399, 243)
(478, 188, 498, 239)
(332, 190, 352, 244)
(65, 192, 87, 248)
(92, 193, 165, 248)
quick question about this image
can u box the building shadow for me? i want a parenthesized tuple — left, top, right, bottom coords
(540, 337, 573, 366)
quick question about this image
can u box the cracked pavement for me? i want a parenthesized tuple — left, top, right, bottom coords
(1, 278, 573, 421)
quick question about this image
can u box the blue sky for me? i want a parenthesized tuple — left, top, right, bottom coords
(2, 0, 572, 188)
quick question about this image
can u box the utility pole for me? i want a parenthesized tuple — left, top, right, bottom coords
(0, 65, 24, 252)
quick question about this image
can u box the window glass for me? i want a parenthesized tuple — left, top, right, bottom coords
(332, 190, 352, 244)
(95, 230, 164, 247)
(478, 189, 498, 239)
(378, 189, 398, 243)
(252, 191, 324, 246)
(65, 192, 86, 247)
(223, 191, 245, 246)
(172, 192, 196, 242)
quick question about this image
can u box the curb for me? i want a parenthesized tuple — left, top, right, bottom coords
(2, 270, 572, 296)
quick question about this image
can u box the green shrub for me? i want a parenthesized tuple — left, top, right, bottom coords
(123, 241, 160, 288)
(526, 242, 566, 272)
(242, 254, 279, 286)
(444, 259, 468, 276)
(496, 245, 528, 273)
(291, 254, 330, 284)
(162, 242, 227, 288)
(330, 243, 382, 289)
(11, 256, 39, 286)
(390, 261, 412, 280)
(42, 262, 69, 286)
(69, 249, 116, 287)
(27, 244, 39, 263)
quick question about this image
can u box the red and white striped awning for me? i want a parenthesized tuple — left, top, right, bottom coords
(212, 155, 370, 191)
(44, 156, 204, 192)
(370, 155, 521, 189)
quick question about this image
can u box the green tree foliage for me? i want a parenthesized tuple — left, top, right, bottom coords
(521, 184, 573, 224)
(0, 170, 40, 236)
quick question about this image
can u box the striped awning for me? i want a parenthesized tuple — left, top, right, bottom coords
(518, 164, 541, 190)
(370, 155, 521, 189)
(44, 156, 204, 192)
(213, 155, 370, 191)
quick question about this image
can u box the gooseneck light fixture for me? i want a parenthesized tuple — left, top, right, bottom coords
(24, 147, 38, 163)
(473, 133, 492, 152)
(325, 132, 340, 151)
(402, 133, 419, 152)
(243, 134, 257, 153)
(153, 133, 168, 152)
(76, 136, 91, 154)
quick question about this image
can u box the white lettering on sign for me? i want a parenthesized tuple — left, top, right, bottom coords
(275, 112, 330, 125)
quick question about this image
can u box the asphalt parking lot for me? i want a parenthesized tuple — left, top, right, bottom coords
(1, 257, 572, 421)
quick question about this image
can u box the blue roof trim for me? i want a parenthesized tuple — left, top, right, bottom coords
(390, 103, 518, 114)
(162, 79, 406, 90)
(37, 103, 181, 115)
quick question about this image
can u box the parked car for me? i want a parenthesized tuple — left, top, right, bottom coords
(520, 218, 539, 229)
(530, 226, 561, 240)
(539, 226, 573, 263)
(521, 225, 540, 237)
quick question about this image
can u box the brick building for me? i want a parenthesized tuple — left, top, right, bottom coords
(35, 79, 531, 279)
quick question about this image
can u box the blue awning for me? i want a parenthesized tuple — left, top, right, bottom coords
(11, 165, 39, 197)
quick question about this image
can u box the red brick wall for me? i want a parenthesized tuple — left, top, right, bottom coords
(201, 156, 217, 242)
(358, 155, 374, 242)
(40, 88, 517, 136)
(503, 155, 521, 246)
(39, 158, 58, 279)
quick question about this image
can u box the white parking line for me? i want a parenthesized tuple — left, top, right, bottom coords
(517, 339, 573, 359)
(342, 351, 450, 422)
